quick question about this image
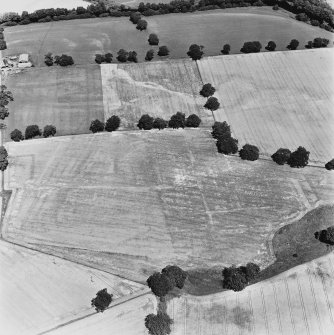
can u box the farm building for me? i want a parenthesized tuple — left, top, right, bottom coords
(18, 53, 29, 63)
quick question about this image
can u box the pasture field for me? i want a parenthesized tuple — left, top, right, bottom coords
(0, 240, 146, 335)
(4, 65, 104, 140)
(3, 8, 333, 66)
(100, 60, 211, 128)
(2, 130, 334, 283)
(167, 252, 334, 335)
(197, 48, 334, 164)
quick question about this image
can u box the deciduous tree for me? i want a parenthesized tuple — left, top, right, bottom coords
(105, 115, 121, 132)
(187, 44, 204, 60)
(25, 125, 41, 139)
(89, 119, 105, 133)
(239, 144, 259, 161)
(168, 112, 186, 129)
(43, 125, 56, 138)
(204, 97, 220, 111)
(91, 288, 113, 313)
(287, 146, 310, 168)
(137, 114, 154, 130)
(200, 83, 215, 98)
(148, 33, 159, 45)
(10, 129, 24, 142)
(271, 148, 291, 165)
(147, 272, 174, 298)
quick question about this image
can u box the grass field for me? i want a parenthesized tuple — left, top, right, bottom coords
(4, 65, 104, 139)
(0, 240, 146, 335)
(100, 60, 211, 128)
(197, 48, 334, 164)
(3, 8, 333, 66)
(2, 130, 334, 283)
(167, 252, 334, 335)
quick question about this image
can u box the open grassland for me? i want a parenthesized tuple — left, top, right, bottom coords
(4, 65, 104, 140)
(100, 60, 211, 128)
(3, 8, 333, 66)
(167, 252, 334, 335)
(198, 48, 334, 164)
(2, 130, 334, 283)
(0, 240, 146, 335)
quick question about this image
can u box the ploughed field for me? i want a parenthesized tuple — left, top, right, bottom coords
(3, 130, 334, 283)
(3, 8, 333, 66)
(198, 48, 334, 164)
(0, 240, 146, 335)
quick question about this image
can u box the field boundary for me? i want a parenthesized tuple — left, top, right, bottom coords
(37, 290, 152, 335)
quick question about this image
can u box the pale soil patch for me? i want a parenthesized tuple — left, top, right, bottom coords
(100, 60, 211, 128)
(2, 130, 333, 283)
(167, 252, 334, 335)
(0, 240, 146, 335)
(197, 48, 334, 164)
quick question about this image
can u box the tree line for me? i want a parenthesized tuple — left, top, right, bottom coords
(1, 0, 332, 32)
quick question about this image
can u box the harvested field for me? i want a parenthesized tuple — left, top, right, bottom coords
(3, 8, 333, 66)
(4, 65, 104, 140)
(3, 130, 334, 283)
(168, 252, 334, 335)
(0, 240, 146, 335)
(100, 60, 211, 128)
(47, 293, 156, 335)
(197, 48, 334, 164)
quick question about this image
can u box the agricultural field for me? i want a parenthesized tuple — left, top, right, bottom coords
(3, 8, 333, 66)
(46, 293, 157, 335)
(167, 252, 334, 335)
(4, 64, 104, 140)
(100, 60, 211, 128)
(0, 240, 146, 335)
(0, 0, 87, 15)
(197, 48, 334, 164)
(2, 130, 334, 284)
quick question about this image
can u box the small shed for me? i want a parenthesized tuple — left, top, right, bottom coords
(19, 54, 29, 63)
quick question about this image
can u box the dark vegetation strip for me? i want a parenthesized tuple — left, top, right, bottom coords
(183, 205, 334, 296)
(0, 0, 333, 32)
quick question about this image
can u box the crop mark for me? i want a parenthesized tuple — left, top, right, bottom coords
(317, 264, 334, 325)
(260, 287, 269, 335)
(296, 276, 310, 335)
(272, 283, 283, 335)
(247, 291, 255, 335)
(284, 278, 297, 335)
(306, 267, 323, 335)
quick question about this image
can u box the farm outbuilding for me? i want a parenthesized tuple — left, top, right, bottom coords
(18, 53, 29, 63)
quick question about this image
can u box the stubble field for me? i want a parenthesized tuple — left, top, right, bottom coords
(2, 130, 334, 283)
(0, 240, 146, 335)
(4, 65, 104, 140)
(3, 8, 333, 66)
(100, 60, 211, 128)
(198, 48, 334, 164)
